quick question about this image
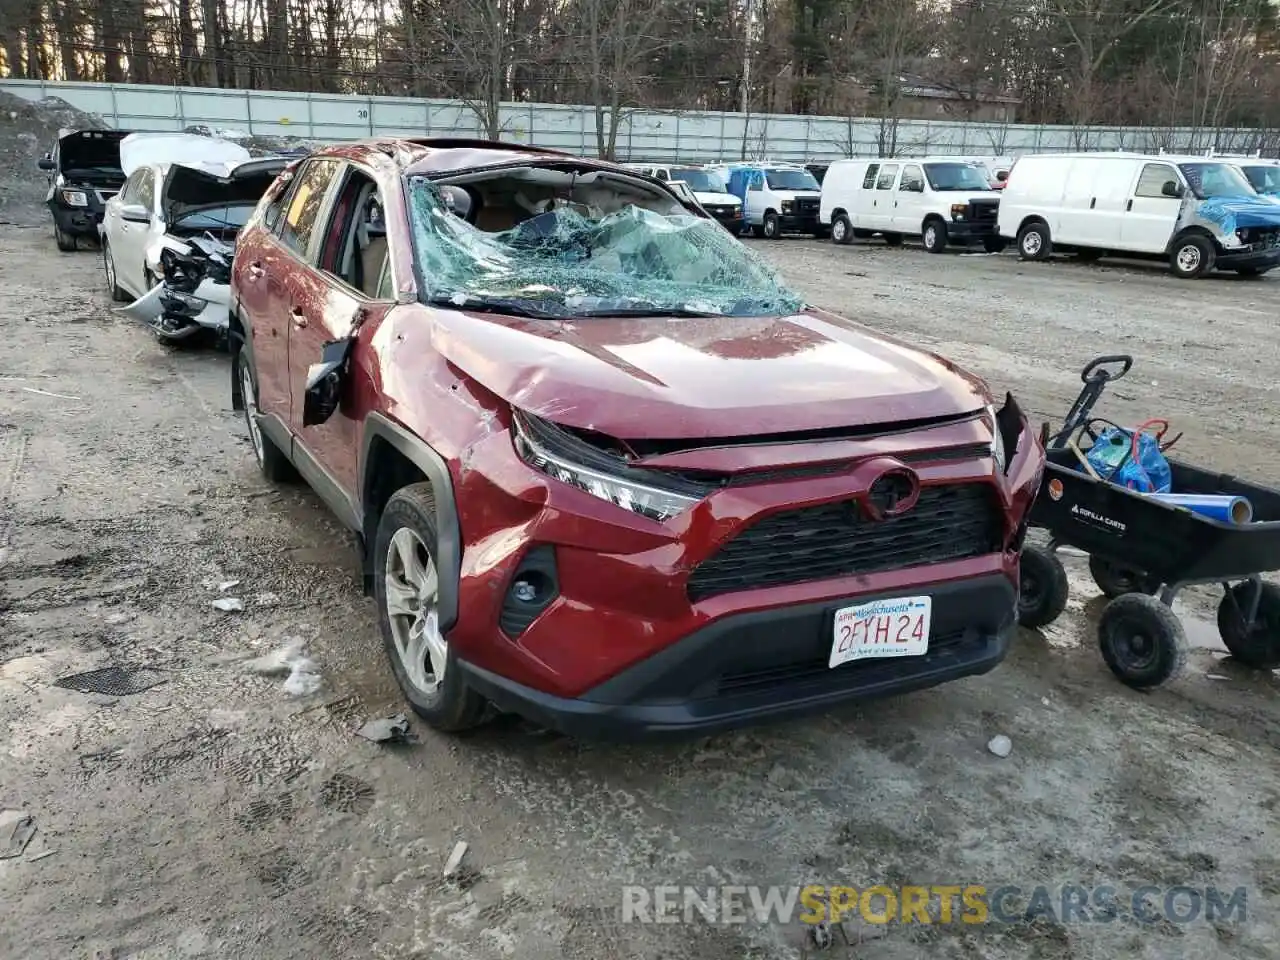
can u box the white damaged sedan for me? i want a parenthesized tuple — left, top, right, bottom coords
(100, 132, 292, 345)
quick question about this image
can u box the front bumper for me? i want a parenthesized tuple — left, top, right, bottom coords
(945, 219, 999, 241)
(706, 208, 744, 231)
(48, 200, 106, 238)
(778, 212, 821, 233)
(1215, 246, 1280, 270)
(437, 407, 1044, 739)
(459, 574, 1016, 740)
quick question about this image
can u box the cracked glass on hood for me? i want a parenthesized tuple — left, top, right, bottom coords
(406, 176, 805, 318)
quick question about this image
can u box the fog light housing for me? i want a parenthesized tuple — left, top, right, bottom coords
(500, 545, 559, 637)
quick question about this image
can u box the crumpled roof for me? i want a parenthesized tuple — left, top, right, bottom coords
(408, 178, 805, 318)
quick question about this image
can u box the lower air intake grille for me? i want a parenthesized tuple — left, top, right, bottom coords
(687, 484, 1003, 602)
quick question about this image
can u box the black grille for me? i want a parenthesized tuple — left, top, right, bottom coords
(795, 197, 819, 214)
(687, 484, 1003, 602)
(969, 200, 999, 222)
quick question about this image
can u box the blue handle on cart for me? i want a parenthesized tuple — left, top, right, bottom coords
(1145, 492, 1253, 524)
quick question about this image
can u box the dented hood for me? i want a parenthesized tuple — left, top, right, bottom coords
(427, 306, 990, 439)
(120, 132, 252, 177)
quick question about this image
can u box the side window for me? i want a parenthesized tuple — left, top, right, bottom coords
(900, 164, 924, 192)
(316, 165, 389, 300)
(861, 164, 880, 189)
(136, 169, 155, 211)
(119, 170, 141, 203)
(748, 173, 763, 192)
(1135, 163, 1178, 199)
(279, 159, 342, 262)
(876, 164, 899, 190)
(260, 168, 296, 232)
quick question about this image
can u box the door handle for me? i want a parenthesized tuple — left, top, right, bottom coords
(247, 261, 265, 280)
(1090, 198, 1097, 209)
(1126, 198, 1134, 211)
(291, 308, 308, 329)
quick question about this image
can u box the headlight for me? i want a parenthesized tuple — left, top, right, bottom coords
(511, 411, 700, 522)
(61, 190, 88, 207)
(781, 200, 794, 212)
(951, 203, 967, 221)
(987, 404, 1006, 472)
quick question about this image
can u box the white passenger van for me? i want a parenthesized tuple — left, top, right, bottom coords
(997, 152, 1280, 278)
(819, 157, 1004, 252)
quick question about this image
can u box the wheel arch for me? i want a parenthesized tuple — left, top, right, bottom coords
(1168, 225, 1218, 255)
(1017, 215, 1049, 234)
(360, 412, 462, 630)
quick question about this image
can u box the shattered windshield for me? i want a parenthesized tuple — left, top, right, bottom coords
(765, 169, 820, 191)
(670, 169, 728, 194)
(1242, 165, 1280, 194)
(924, 163, 992, 192)
(1178, 162, 1256, 199)
(406, 176, 804, 318)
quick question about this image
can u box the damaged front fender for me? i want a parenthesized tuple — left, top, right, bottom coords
(118, 281, 166, 324)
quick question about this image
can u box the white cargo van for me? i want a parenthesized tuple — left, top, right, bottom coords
(631, 164, 744, 231)
(819, 157, 1004, 252)
(997, 152, 1280, 278)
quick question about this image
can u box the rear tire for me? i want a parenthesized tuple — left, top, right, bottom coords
(1017, 221, 1052, 261)
(1017, 543, 1069, 628)
(237, 351, 296, 483)
(1216, 581, 1280, 669)
(374, 483, 488, 732)
(1170, 234, 1215, 279)
(1088, 555, 1160, 599)
(922, 219, 948, 254)
(1098, 594, 1187, 689)
(831, 214, 853, 245)
(102, 240, 129, 302)
(54, 224, 76, 252)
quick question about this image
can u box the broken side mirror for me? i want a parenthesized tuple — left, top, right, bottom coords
(1161, 180, 1183, 198)
(302, 337, 354, 426)
(37, 155, 55, 172)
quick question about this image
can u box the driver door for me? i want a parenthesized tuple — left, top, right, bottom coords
(1119, 162, 1184, 253)
(113, 166, 156, 296)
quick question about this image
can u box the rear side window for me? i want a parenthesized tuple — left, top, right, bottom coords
(135, 169, 155, 211)
(1135, 163, 1178, 199)
(279, 159, 342, 261)
(876, 164, 899, 190)
(861, 164, 879, 189)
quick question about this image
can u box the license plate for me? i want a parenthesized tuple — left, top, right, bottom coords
(829, 596, 932, 668)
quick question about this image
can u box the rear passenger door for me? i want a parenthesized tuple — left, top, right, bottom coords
(850, 163, 879, 228)
(251, 157, 344, 430)
(871, 163, 899, 233)
(1119, 162, 1183, 253)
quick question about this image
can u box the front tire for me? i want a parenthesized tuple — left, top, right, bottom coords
(102, 240, 128, 302)
(922, 219, 948, 254)
(1170, 235, 1215, 278)
(374, 483, 488, 732)
(54, 224, 76, 252)
(1098, 593, 1187, 688)
(1017, 221, 1052, 261)
(762, 212, 781, 239)
(1216, 581, 1280, 669)
(831, 214, 853, 245)
(237, 351, 295, 482)
(1017, 543, 1069, 628)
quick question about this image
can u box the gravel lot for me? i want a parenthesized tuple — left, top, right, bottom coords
(2, 224, 1279, 960)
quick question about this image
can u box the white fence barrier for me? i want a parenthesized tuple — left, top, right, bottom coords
(1, 79, 1268, 162)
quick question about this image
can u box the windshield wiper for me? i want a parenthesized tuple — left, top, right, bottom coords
(427, 294, 569, 319)
(573, 306, 731, 318)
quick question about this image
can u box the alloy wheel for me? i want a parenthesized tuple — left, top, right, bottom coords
(384, 527, 447, 697)
(104, 245, 117, 291)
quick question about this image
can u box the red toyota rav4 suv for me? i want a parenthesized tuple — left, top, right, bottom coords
(229, 138, 1045, 739)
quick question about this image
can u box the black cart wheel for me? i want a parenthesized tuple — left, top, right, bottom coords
(1098, 594, 1187, 688)
(1017, 543, 1069, 628)
(1216, 581, 1280, 669)
(1088, 555, 1159, 599)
